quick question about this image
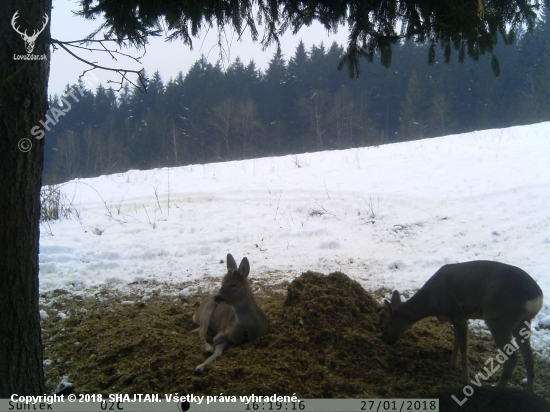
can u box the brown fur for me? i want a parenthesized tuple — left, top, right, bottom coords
(380, 261, 543, 391)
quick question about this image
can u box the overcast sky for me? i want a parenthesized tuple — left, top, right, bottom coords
(48, 0, 351, 96)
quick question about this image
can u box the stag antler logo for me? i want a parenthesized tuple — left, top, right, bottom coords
(11, 11, 49, 54)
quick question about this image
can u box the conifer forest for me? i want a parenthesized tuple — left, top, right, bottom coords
(44, 14, 550, 184)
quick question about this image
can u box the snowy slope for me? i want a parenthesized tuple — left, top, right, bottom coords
(39, 122, 550, 358)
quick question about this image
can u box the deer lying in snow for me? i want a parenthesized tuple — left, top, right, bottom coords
(379, 260, 543, 391)
(193, 253, 269, 374)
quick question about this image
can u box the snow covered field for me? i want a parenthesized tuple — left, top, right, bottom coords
(39, 122, 550, 360)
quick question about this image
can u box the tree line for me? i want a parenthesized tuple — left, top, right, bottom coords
(43, 13, 550, 184)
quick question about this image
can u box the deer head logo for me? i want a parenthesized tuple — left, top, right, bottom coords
(11, 11, 49, 54)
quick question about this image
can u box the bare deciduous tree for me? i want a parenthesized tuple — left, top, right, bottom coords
(211, 98, 235, 159)
(236, 98, 262, 158)
(431, 93, 450, 136)
(301, 89, 329, 151)
(55, 131, 81, 180)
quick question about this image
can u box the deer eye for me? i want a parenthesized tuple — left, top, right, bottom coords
(229, 283, 237, 288)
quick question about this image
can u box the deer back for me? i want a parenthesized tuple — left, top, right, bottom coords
(425, 261, 543, 321)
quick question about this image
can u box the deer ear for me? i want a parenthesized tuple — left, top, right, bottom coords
(238, 257, 250, 278)
(383, 299, 394, 318)
(227, 253, 237, 270)
(390, 290, 402, 308)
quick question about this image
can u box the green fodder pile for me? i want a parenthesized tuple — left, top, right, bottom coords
(41, 272, 550, 399)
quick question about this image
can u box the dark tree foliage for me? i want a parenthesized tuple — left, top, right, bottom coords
(77, 0, 548, 76)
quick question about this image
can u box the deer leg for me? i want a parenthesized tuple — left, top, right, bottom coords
(451, 325, 459, 367)
(194, 341, 229, 375)
(203, 342, 214, 354)
(213, 332, 230, 346)
(487, 320, 517, 388)
(513, 320, 535, 392)
(452, 320, 469, 384)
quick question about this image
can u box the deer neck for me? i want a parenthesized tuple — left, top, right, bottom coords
(232, 293, 260, 326)
(395, 288, 436, 326)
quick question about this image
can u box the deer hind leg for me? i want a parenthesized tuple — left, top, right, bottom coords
(486, 319, 517, 388)
(194, 341, 229, 374)
(513, 319, 535, 392)
(452, 320, 469, 384)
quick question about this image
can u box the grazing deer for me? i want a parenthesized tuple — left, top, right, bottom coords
(379, 260, 543, 391)
(192, 253, 269, 374)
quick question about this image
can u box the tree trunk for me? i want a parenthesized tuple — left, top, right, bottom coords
(0, 0, 51, 396)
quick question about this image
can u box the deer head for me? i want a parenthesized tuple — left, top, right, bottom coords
(12, 11, 49, 54)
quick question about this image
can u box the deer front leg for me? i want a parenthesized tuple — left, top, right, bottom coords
(451, 326, 459, 367)
(195, 341, 229, 374)
(452, 320, 469, 384)
(202, 342, 214, 354)
(213, 332, 230, 346)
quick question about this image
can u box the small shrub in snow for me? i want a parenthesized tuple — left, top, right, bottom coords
(40, 185, 79, 222)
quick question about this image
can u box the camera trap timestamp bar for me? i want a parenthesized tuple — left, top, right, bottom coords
(1, 398, 439, 412)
